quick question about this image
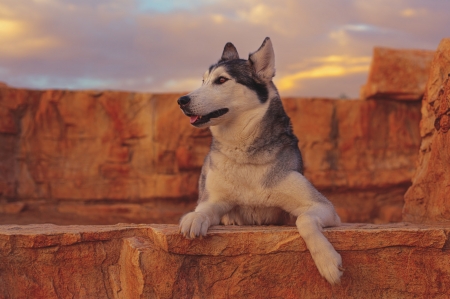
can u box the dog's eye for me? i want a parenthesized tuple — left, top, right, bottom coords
(215, 77, 229, 84)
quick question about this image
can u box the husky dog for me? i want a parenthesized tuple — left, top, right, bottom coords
(177, 37, 343, 284)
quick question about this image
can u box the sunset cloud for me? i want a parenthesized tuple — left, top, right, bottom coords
(0, 0, 449, 97)
(0, 18, 61, 57)
(276, 55, 371, 91)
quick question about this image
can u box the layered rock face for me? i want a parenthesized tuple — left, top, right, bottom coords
(1, 223, 450, 298)
(0, 89, 204, 224)
(0, 89, 209, 200)
(284, 98, 421, 223)
(403, 38, 450, 223)
(360, 47, 435, 101)
(0, 87, 421, 224)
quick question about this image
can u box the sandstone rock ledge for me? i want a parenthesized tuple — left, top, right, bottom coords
(1, 223, 450, 298)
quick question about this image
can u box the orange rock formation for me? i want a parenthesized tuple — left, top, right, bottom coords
(360, 47, 435, 101)
(0, 88, 421, 224)
(1, 223, 450, 298)
(404, 38, 450, 223)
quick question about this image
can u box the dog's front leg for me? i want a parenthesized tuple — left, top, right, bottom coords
(277, 172, 343, 284)
(294, 208, 343, 284)
(180, 201, 233, 239)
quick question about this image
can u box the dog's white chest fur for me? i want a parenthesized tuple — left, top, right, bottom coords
(207, 150, 271, 205)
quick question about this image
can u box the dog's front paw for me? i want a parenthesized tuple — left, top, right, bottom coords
(313, 247, 343, 285)
(179, 212, 211, 239)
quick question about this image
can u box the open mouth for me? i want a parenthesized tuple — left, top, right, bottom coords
(188, 108, 229, 126)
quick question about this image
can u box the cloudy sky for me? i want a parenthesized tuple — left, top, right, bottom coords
(1, 0, 449, 98)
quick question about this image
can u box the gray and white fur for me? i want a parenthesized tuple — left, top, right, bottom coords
(177, 37, 343, 284)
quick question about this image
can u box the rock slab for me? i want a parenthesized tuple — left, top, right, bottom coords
(360, 47, 435, 101)
(1, 223, 450, 298)
(404, 38, 450, 223)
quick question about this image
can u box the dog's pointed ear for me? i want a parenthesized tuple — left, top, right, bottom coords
(248, 37, 275, 81)
(220, 42, 239, 62)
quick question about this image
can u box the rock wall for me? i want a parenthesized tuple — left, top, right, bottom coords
(1, 223, 450, 298)
(284, 98, 421, 223)
(0, 89, 208, 200)
(0, 86, 421, 224)
(403, 38, 450, 223)
(0, 89, 205, 224)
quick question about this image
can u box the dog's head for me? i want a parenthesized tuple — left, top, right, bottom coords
(177, 37, 276, 127)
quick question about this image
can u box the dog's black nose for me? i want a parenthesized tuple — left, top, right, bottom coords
(177, 96, 191, 106)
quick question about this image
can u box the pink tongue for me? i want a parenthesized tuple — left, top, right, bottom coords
(190, 115, 199, 124)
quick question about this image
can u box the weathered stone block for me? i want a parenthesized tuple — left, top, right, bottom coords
(361, 47, 435, 101)
(1, 223, 450, 298)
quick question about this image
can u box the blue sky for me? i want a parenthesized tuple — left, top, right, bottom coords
(0, 0, 449, 97)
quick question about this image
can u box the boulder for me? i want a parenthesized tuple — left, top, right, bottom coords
(1, 223, 450, 298)
(403, 38, 450, 223)
(360, 47, 435, 101)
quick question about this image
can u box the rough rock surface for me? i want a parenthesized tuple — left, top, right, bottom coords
(0, 89, 208, 200)
(284, 98, 421, 223)
(0, 88, 421, 224)
(0, 89, 205, 224)
(1, 223, 450, 298)
(404, 38, 450, 223)
(360, 47, 435, 101)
